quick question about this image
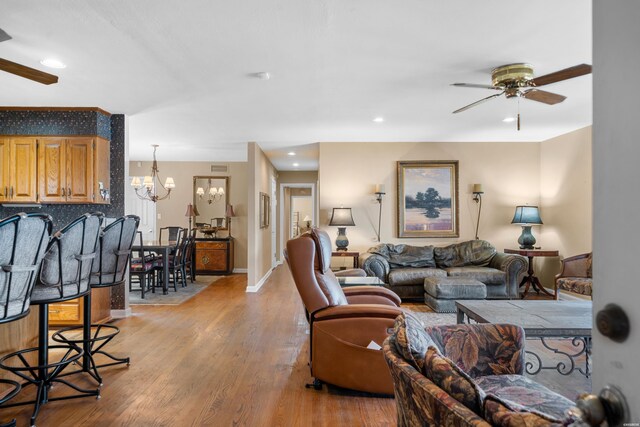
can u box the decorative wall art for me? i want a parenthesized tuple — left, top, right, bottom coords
(260, 192, 270, 228)
(397, 160, 459, 238)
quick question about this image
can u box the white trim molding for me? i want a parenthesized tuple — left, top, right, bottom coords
(233, 268, 248, 273)
(246, 268, 273, 293)
(111, 308, 132, 318)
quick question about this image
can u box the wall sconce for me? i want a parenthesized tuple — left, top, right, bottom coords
(472, 184, 484, 240)
(375, 184, 386, 242)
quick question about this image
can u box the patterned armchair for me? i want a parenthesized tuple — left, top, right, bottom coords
(554, 252, 592, 299)
(383, 313, 574, 426)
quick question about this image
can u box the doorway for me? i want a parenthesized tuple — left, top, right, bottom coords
(279, 183, 316, 262)
(125, 176, 157, 241)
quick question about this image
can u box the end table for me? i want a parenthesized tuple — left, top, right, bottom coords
(504, 248, 559, 299)
(331, 251, 360, 270)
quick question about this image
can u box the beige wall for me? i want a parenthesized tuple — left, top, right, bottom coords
(247, 143, 277, 287)
(538, 126, 592, 287)
(128, 161, 249, 269)
(318, 141, 541, 258)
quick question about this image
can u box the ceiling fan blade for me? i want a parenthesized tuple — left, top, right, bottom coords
(522, 89, 566, 105)
(452, 92, 504, 114)
(451, 83, 502, 90)
(0, 58, 58, 85)
(0, 28, 11, 43)
(530, 64, 592, 87)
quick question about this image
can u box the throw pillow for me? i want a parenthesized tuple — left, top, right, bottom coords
(423, 346, 485, 415)
(434, 240, 496, 268)
(392, 312, 439, 371)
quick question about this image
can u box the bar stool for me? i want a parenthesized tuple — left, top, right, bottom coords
(0, 213, 103, 427)
(0, 213, 53, 427)
(52, 215, 139, 386)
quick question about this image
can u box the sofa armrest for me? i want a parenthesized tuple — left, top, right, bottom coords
(489, 253, 527, 299)
(426, 323, 526, 377)
(343, 286, 401, 307)
(360, 253, 390, 282)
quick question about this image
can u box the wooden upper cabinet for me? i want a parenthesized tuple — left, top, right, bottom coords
(1, 135, 109, 205)
(8, 138, 37, 203)
(66, 138, 94, 203)
(37, 138, 67, 202)
(0, 138, 9, 202)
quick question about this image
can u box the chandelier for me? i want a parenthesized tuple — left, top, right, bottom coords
(130, 145, 175, 202)
(196, 179, 225, 204)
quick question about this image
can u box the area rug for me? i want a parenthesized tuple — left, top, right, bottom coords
(402, 304, 457, 327)
(129, 277, 221, 305)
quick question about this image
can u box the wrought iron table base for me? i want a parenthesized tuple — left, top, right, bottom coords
(525, 336, 591, 378)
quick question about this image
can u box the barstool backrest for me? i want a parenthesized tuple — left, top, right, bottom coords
(33, 212, 104, 304)
(91, 215, 140, 287)
(0, 213, 53, 323)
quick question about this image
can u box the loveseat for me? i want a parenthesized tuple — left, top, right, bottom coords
(383, 312, 575, 426)
(361, 240, 527, 299)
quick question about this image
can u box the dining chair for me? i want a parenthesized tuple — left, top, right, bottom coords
(129, 231, 156, 299)
(0, 213, 103, 426)
(52, 215, 140, 386)
(0, 213, 53, 427)
(154, 228, 185, 292)
(159, 226, 183, 245)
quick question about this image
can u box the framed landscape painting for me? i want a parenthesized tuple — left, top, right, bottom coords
(397, 160, 459, 238)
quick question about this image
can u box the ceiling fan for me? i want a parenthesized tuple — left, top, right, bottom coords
(0, 27, 59, 85)
(451, 63, 591, 129)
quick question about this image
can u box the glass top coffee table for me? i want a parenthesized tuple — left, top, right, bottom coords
(337, 276, 385, 287)
(455, 300, 592, 377)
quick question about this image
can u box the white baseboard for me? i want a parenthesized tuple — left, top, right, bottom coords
(111, 308, 132, 318)
(233, 268, 248, 273)
(246, 268, 273, 293)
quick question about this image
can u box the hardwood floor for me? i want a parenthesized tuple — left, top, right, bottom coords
(1, 266, 396, 426)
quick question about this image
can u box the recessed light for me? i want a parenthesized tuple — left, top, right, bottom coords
(287, 152, 296, 156)
(293, 163, 299, 167)
(503, 117, 516, 123)
(373, 117, 385, 123)
(256, 71, 270, 80)
(40, 58, 66, 69)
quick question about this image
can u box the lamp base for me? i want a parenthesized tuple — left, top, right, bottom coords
(335, 227, 349, 251)
(518, 225, 536, 250)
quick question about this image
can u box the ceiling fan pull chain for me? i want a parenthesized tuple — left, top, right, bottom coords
(517, 98, 521, 131)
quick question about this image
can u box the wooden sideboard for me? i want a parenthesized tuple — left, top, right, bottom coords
(194, 237, 234, 275)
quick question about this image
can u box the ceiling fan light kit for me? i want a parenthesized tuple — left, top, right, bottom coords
(452, 63, 592, 129)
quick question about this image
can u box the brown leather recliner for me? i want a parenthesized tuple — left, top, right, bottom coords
(285, 228, 402, 395)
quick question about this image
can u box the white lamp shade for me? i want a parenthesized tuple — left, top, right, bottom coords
(209, 187, 217, 195)
(164, 177, 175, 189)
(218, 187, 225, 195)
(143, 176, 154, 188)
(130, 177, 142, 188)
(303, 215, 311, 222)
(196, 187, 205, 196)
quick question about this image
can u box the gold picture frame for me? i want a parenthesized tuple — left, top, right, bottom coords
(397, 160, 459, 238)
(260, 192, 270, 229)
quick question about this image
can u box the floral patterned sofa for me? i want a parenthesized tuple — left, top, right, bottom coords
(382, 312, 575, 426)
(554, 252, 593, 299)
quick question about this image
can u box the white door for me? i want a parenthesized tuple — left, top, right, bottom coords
(125, 176, 156, 241)
(590, 1, 638, 422)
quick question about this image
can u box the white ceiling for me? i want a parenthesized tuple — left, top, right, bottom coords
(1, 0, 591, 170)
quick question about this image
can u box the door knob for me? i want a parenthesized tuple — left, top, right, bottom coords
(596, 303, 629, 343)
(565, 385, 629, 426)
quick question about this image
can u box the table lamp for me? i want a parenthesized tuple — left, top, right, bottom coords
(511, 205, 543, 249)
(329, 207, 355, 251)
(184, 203, 199, 232)
(303, 215, 311, 229)
(226, 204, 236, 238)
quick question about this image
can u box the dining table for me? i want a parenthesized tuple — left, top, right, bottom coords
(131, 241, 173, 295)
